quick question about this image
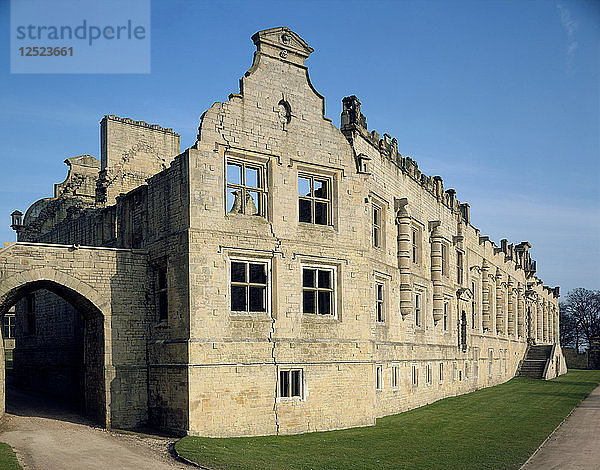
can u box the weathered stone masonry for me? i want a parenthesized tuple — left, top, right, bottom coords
(1, 27, 565, 437)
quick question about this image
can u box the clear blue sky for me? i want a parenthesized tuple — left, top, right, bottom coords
(0, 0, 598, 294)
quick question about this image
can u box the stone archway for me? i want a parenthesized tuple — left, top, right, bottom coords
(0, 268, 112, 428)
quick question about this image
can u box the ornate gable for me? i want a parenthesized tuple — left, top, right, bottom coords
(251, 27, 314, 67)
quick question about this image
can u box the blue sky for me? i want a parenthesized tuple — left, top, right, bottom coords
(0, 0, 598, 294)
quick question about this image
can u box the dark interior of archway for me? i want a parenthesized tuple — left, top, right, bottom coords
(2, 281, 105, 425)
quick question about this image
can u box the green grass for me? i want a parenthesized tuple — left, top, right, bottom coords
(0, 443, 22, 470)
(175, 369, 600, 470)
(5, 350, 13, 371)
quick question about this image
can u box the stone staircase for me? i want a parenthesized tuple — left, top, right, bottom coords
(517, 345, 553, 379)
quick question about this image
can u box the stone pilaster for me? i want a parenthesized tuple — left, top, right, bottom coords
(396, 199, 412, 319)
(495, 268, 504, 334)
(430, 221, 443, 325)
(481, 259, 490, 331)
(507, 277, 515, 336)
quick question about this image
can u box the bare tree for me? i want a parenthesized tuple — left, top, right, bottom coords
(560, 301, 581, 349)
(561, 288, 600, 350)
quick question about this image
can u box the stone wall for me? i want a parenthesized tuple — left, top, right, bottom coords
(97, 115, 180, 206)
(183, 27, 562, 437)
(13, 290, 84, 404)
(0, 243, 151, 429)
(4, 26, 564, 438)
(563, 347, 590, 369)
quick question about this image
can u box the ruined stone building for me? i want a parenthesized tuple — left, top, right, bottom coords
(0, 27, 566, 437)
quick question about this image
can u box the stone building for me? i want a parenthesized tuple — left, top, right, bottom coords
(0, 27, 565, 437)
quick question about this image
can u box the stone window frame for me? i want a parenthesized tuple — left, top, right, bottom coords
(452, 361, 458, 381)
(277, 367, 304, 402)
(376, 364, 383, 391)
(301, 262, 338, 319)
(472, 347, 480, 378)
(298, 173, 332, 226)
(374, 273, 389, 324)
(223, 149, 272, 220)
(293, 162, 340, 230)
(155, 263, 168, 323)
(229, 257, 271, 316)
(372, 202, 383, 249)
(414, 289, 423, 328)
(3, 312, 15, 339)
(411, 363, 419, 387)
(441, 242, 449, 277)
(225, 157, 268, 218)
(425, 362, 433, 386)
(412, 223, 423, 265)
(391, 363, 400, 389)
(25, 293, 36, 336)
(456, 249, 464, 285)
(471, 280, 478, 330)
(443, 300, 449, 332)
(464, 360, 470, 380)
(439, 362, 444, 384)
(488, 348, 494, 377)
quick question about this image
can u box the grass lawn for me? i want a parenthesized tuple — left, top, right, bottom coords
(0, 443, 22, 470)
(175, 369, 600, 470)
(5, 350, 13, 371)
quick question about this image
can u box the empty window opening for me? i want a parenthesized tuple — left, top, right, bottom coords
(391, 365, 399, 388)
(372, 204, 382, 248)
(412, 226, 422, 264)
(302, 267, 334, 316)
(226, 160, 267, 216)
(376, 281, 385, 323)
(231, 261, 268, 313)
(411, 363, 419, 387)
(376, 364, 383, 390)
(25, 294, 35, 335)
(415, 291, 422, 327)
(156, 268, 168, 322)
(279, 369, 302, 398)
(443, 301, 449, 331)
(298, 175, 331, 225)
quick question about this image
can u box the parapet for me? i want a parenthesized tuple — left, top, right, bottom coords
(98, 115, 181, 205)
(102, 115, 178, 135)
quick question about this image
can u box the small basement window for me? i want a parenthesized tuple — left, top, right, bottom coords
(279, 369, 302, 399)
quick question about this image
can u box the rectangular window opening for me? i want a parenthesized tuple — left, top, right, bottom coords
(279, 369, 302, 399)
(376, 281, 385, 323)
(226, 160, 267, 217)
(412, 226, 422, 264)
(443, 301, 448, 332)
(391, 365, 399, 388)
(415, 291, 422, 327)
(372, 204, 382, 248)
(298, 174, 331, 225)
(411, 363, 419, 387)
(376, 365, 383, 390)
(231, 260, 268, 314)
(303, 267, 335, 316)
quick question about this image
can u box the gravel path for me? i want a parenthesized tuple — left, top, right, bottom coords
(521, 383, 600, 470)
(0, 387, 191, 470)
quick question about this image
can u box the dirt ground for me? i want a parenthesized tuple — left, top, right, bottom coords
(0, 387, 192, 470)
(521, 383, 600, 470)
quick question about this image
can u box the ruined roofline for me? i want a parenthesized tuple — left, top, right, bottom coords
(341, 95, 558, 295)
(101, 115, 180, 136)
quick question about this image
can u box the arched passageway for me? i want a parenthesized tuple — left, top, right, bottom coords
(0, 276, 110, 426)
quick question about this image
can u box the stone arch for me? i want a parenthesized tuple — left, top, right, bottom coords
(0, 268, 112, 428)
